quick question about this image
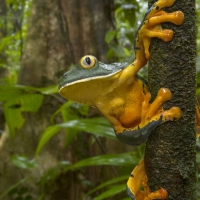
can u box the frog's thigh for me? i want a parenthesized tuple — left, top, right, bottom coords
(127, 159, 168, 200)
(98, 108, 124, 133)
(127, 159, 146, 200)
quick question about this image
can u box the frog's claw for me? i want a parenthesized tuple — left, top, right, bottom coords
(116, 88, 181, 146)
(127, 159, 168, 200)
(133, 0, 184, 73)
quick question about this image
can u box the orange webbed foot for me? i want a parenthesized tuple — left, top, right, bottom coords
(144, 188, 168, 200)
(140, 88, 181, 128)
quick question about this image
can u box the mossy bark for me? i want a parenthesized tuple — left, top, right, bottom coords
(144, 0, 196, 199)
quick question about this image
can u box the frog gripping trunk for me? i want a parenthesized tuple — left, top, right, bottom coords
(58, 0, 184, 199)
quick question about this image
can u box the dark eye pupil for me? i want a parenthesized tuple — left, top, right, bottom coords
(85, 57, 91, 65)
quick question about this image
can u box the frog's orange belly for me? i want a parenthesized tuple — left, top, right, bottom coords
(115, 90, 144, 128)
(119, 103, 143, 128)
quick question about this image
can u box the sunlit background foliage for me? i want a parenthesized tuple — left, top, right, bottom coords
(0, 0, 200, 199)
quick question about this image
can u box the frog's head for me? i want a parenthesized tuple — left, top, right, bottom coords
(58, 55, 128, 105)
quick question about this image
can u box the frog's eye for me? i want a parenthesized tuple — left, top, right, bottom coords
(80, 55, 96, 69)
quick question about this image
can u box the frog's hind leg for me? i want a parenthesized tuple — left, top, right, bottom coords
(127, 159, 146, 200)
(115, 88, 181, 146)
(127, 159, 168, 200)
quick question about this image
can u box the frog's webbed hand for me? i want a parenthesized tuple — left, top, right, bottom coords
(132, 0, 184, 74)
(127, 159, 168, 200)
(116, 88, 181, 146)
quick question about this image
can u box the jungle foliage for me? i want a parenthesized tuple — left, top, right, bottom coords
(0, 0, 199, 199)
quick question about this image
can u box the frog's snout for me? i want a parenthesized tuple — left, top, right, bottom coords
(58, 74, 66, 89)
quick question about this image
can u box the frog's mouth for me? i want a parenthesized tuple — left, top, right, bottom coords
(58, 69, 124, 105)
(58, 69, 122, 90)
(58, 61, 129, 90)
(58, 60, 130, 104)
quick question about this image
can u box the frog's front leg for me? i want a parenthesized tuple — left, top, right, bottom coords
(115, 88, 181, 146)
(131, 0, 184, 75)
(127, 159, 168, 200)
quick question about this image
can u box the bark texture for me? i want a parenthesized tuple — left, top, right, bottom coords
(145, 0, 196, 199)
(18, 0, 113, 86)
(0, 0, 121, 200)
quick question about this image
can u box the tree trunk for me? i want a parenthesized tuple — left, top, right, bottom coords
(0, 0, 118, 199)
(145, 0, 196, 199)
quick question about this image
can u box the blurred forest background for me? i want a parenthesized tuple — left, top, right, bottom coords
(0, 0, 199, 200)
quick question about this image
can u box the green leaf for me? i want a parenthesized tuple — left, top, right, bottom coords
(123, 47, 130, 56)
(106, 48, 115, 59)
(36, 118, 115, 155)
(52, 101, 89, 147)
(20, 94, 44, 112)
(122, 4, 137, 27)
(35, 126, 62, 156)
(105, 30, 116, 44)
(0, 84, 58, 102)
(109, 45, 130, 58)
(85, 175, 127, 197)
(51, 101, 89, 122)
(64, 152, 139, 171)
(36, 193, 45, 200)
(58, 118, 114, 139)
(0, 178, 29, 199)
(38, 161, 70, 187)
(0, 85, 23, 101)
(51, 102, 80, 147)
(4, 93, 44, 137)
(37, 85, 58, 95)
(197, 151, 200, 163)
(4, 103, 24, 137)
(94, 184, 126, 200)
(11, 154, 37, 169)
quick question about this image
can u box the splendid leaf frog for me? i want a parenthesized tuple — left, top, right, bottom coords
(59, 0, 184, 199)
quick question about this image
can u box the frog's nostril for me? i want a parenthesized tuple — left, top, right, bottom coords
(64, 72, 68, 76)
